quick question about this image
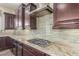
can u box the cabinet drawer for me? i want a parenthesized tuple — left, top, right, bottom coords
(23, 44, 49, 56)
(23, 48, 34, 56)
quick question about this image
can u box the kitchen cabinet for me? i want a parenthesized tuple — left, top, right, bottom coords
(23, 44, 49, 56)
(6, 36, 14, 49)
(26, 3, 37, 29)
(17, 3, 37, 29)
(16, 4, 25, 29)
(23, 48, 34, 56)
(0, 37, 13, 51)
(11, 39, 49, 56)
(0, 37, 6, 50)
(10, 38, 49, 56)
(16, 41, 23, 56)
(30, 15, 37, 29)
(53, 3, 79, 29)
(0, 36, 49, 56)
(4, 12, 15, 29)
(11, 39, 23, 56)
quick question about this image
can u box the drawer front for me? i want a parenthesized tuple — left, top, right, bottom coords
(23, 48, 34, 56)
(23, 44, 49, 56)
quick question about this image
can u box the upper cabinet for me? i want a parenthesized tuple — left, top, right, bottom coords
(53, 3, 79, 29)
(16, 4, 25, 29)
(25, 3, 37, 29)
(4, 12, 15, 29)
(16, 3, 37, 30)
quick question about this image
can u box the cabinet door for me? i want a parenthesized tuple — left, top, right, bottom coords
(0, 39, 2, 50)
(53, 3, 79, 29)
(6, 37, 13, 49)
(17, 42, 23, 56)
(0, 37, 6, 50)
(11, 47, 17, 56)
(16, 3, 37, 30)
(17, 46, 22, 56)
(4, 13, 15, 29)
(11, 40, 18, 56)
(30, 15, 37, 29)
(17, 4, 25, 29)
(11, 40, 23, 56)
(30, 3, 37, 29)
(23, 44, 49, 56)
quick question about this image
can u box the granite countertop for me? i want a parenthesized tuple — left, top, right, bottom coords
(0, 34, 79, 56)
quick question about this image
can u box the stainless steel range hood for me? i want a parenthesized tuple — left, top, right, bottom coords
(29, 5, 53, 17)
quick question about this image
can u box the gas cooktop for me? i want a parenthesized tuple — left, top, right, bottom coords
(27, 39, 52, 47)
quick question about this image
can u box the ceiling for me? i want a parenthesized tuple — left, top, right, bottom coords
(0, 3, 53, 11)
(0, 3, 21, 11)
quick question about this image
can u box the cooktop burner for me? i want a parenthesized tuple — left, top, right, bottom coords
(27, 39, 52, 47)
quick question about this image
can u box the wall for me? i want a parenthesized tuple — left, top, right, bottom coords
(17, 12, 79, 52)
(1, 3, 79, 50)
(0, 6, 15, 33)
(37, 13, 79, 50)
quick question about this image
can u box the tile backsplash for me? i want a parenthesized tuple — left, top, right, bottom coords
(8, 13, 79, 45)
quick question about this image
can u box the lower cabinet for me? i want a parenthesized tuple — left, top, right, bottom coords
(17, 42, 23, 56)
(11, 40, 23, 56)
(23, 48, 34, 56)
(0, 36, 49, 56)
(0, 36, 14, 51)
(0, 37, 6, 50)
(11, 47, 17, 56)
(23, 44, 49, 56)
(6, 36, 14, 49)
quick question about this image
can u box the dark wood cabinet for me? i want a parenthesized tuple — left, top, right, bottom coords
(11, 40, 23, 56)
(16, 41, 23, 56)
(30, 15, 37, 29)
(0, 36, 49, 56)
(0, 37, 14, 51)
(16, 4, 25, 29)
(6, 37, 14, 49)
(0, 37, 6, 50)
(53, 3, 79, 29)
(4, 13, 15, 29)
(23, 48, 34, 56)
(10, 38, 49, 56)
(30, 3, 37, 11)
(23, 44, 49, 56)
(27, 3, 37, 29)
(16, 3, 37, 30)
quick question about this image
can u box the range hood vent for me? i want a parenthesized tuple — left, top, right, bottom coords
(29, 5, 53, 17)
